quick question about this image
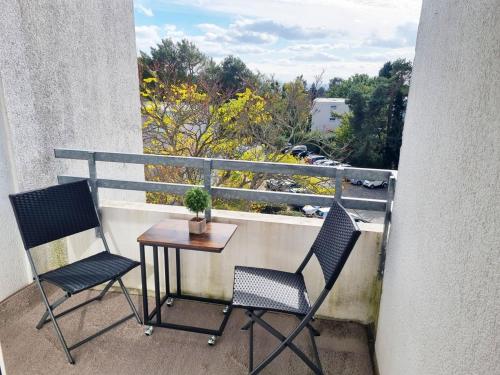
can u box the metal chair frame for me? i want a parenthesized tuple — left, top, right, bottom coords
(9, 181, 142, 364)
(234, 201, 361, 374)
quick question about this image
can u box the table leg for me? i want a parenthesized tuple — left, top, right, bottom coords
(176, 248, 181, 296)
(139, 244, 148, 323)
(165, 247, 174, 307)
(153, 245, 161, 324)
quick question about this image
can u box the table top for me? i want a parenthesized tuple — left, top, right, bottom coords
(137, 219, 238, 253)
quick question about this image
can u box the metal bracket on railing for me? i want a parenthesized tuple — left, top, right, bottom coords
(203, 158, 212, 221)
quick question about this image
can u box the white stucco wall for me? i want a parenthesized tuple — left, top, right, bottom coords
(375, 1, 500, 374)
(66, 202, 384, 323)
(0, 0, 144, 300)
(311, 98, 349, 132)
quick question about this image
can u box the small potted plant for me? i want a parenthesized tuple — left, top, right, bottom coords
(183, 187, 210, 234)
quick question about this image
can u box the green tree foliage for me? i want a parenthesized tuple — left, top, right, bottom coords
(139, 39, 206, 84)
(139, 39, 256, 97)
(218, 55, 256, 95)
(328, 59, 412, 169)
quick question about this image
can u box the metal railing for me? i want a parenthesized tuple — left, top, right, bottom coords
(54, 148, 396, 273)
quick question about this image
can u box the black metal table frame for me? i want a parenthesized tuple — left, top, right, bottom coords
(139, 244, 233, 343)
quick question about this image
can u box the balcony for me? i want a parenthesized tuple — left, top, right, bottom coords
(0, 149, 392, 374)
(1, 1, 497, 374)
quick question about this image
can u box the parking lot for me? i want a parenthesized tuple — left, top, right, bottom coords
(343, 183, 388, 224)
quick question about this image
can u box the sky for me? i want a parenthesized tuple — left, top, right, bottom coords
(133, 0, 423, 83)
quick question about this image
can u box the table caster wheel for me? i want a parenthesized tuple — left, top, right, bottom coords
(166, 297, 174, 307)
(144, 326, 154, 336)
(208, 335, 217, 346)
(222, 305, 230, 314)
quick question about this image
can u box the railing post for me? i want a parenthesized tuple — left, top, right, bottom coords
(378, 174, 396, 277)
(203, 158, 212, 222)
(87, 152, 99, 208)
(87, 152, 101, 236)
(334, 166, 344, 202)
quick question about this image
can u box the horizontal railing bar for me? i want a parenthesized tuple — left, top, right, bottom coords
(212, 187, 387, 211)
(58, 175, 387, 211)
(55, 149, 394, 180)
(212, 186, 334, 206)
(58, 176, 198, 195)
(58, 176, 87, 183)
(55, 149, 204, 168)
(211, 159, 337, 178)
(54, 149, 92, 160)
(341, 197, 387, 211)
(95, 152, 204, 168)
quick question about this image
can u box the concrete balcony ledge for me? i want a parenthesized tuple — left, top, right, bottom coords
(67, 201, 383, 324)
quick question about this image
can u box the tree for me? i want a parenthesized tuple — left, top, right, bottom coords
(380, 59, 412, 169)
(332, 59, 412, 169)
(327, 74, 377, 98)
(139, 39, 207, 84)
(218, 56, 256, 95)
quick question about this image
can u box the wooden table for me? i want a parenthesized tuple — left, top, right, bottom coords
(137, 219, 237, 345)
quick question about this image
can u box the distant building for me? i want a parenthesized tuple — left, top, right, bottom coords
(311, 98, 349, 132)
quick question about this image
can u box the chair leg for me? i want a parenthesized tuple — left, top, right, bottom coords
(96, 279, 116, 300)
(249, 318, 254, 372)
(117, 278, 142, 324)
(242, 310, 265, 330)
(246, 311, 323, 375)
(35, 279, 75, 364)
(307, 326, 323, 373)
(36, 293, 70, 329)
(295, 316, 320, 336)
(307, 323, 320, 337)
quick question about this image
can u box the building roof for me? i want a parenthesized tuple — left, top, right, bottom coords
(313, 98, 346, 103)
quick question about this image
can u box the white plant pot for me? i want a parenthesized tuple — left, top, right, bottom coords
(188, 217, 206, 234)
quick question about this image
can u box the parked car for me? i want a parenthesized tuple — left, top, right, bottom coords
(362, 180, 388, 189)
(305, 154, 326, 164)
(316, 207, 330, 218)
(318, 160, 338, 167)
(290, 187, 310, 194)
(290, 145, 307, 156)
(297, 150, 312, 158)
(302, 205, 319, 216)
(349, 178, 363, 185)
(280, 143, 292, 154)
(265, 178, 299, 192)
(313, 159, 329, 165)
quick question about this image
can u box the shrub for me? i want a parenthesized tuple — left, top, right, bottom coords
(183, 187, 210, 219)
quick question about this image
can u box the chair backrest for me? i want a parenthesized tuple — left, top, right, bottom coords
(307, 200, 361, 290)
(9, 180, 100, 250)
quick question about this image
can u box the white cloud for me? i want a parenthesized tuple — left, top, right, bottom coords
(135, 0, 422, 80)
(233, 19, 335, 40)
(135, 25, 162, 52)
(134, 3, 154, 17)
(135, 24, 185, 53)
(197, 22, 278, 45)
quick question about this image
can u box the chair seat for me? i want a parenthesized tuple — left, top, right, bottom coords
(39, 252, 140, 295)
(232, 266, 311, 315)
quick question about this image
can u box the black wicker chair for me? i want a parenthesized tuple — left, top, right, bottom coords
(9, 180, 141, 364)
(232, 200, 361, 374)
